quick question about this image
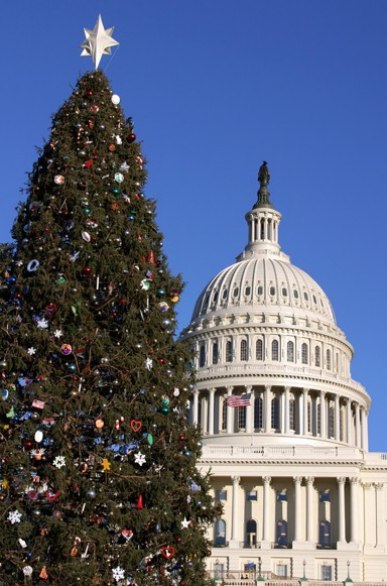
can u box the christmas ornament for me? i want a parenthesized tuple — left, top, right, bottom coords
(114, 172, 124, 183)
(95, 418, 104, 429)
(8, 509, 22, 524)
(101, 458, 111, 471)
(181, 517, 191, 529)
(111, 94, 120, 105)
(27, 347, 37, 355)
(134, 452, 146, 467)
(128, 132, 136, 143)
(34, 430, 44, 443)
(135, 494, 143, 509)
(145, 357, 153, 370)
(130, 419, 142, 432)
(53, 456, 66, 469)
(82, 231, 91, 242)
(54, 329, 63, 338)
(61, 344, 73, 356)
(160, 545, 176, 559)
(120, 161, 129, 172)
(81, 15, 119, 70)
(27, 259, 40, 272)
(39, 566, 49, 580)
(37, 318, 49, 328)
(54, 175, 65, 185)
(112, 566, 125, 582)
(22, 566, 33, 577)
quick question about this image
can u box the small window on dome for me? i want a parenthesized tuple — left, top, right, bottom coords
(222, 288, 228, 299)
(293, 289, 299, 299)
(313, 295, 317, 304)
(282, 288, 287, 297)
(257, 285, 263, 295)
(269, 286, 276, 296)
(213, 291, 218, 303)
(303, 292, 308, 301)
(245, 286, 251, 296)
(233, 287, 239, 298)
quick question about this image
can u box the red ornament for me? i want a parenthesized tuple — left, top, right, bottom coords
(82, 266, 92, 277)
(83, 159, 93, 169)
(130, 420, 142, 433)
(160, 545, 176, 559)
(46, 303, 58, 316)
(136, 494, 143, 510)
(128, 133, 136, 143)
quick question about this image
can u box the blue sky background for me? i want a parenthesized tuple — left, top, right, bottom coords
(1, 1, 387, 450)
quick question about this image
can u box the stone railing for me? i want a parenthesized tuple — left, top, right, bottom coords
(201, 444, 364, 461)
(212, 580, 384, 586)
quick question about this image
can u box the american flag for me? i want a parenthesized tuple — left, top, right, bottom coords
(226, 393, 251, 408)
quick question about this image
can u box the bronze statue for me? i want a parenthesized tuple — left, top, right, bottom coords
(258, 161, 270, 186)
(256, 161, 271, 207)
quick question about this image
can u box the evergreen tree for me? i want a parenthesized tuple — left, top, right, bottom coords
(0, 71, 216, 586)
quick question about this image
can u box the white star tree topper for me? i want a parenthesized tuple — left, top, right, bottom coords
(81, 15, 119, 70)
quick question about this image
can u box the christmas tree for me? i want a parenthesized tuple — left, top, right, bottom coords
(0, 17, 216, 586)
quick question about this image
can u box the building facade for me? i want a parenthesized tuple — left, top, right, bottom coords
(182, 163, 387, 583)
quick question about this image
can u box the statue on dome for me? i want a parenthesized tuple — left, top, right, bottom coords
(256, 161, 272, 207)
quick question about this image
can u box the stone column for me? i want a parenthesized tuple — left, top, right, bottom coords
(320, 391, 326, 438)
(335, 395, 340, 441)
(264, 385, 271, 432)
(192, 389, 199, 425)
(293, 476, 303, 545)
(226, 386, 233, 434)
(346, 399, 352, 444)
(246, 386, 254, 433)
(284, 386, 290, 433)
(303, 388, 309, 436)
(230, 476, 241, 547)
(262, 476, 272, 546)
(362, 408, 369, 451)
(355, 403, 361, 447)
(208, 388, 216, 436)
(375, 483, 384, 549)
(200, 394, 208, 434)
(350, 477, 359, 545)
(337, 477, 346, 545)
(306, 477, 315, 546)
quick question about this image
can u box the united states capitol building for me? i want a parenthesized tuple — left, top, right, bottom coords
(182, 163, 387, 584)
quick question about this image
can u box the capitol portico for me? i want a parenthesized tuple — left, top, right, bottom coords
(182, 163, 387, 583)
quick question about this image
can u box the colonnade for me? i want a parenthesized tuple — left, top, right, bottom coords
(192, 385, 368, 449)
(224, 475, 374, 549)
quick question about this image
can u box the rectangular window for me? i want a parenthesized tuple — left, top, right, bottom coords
(276, 490, 288, 501)
(321, 565, 332, 581)
(246, 490, 257, 501)
(277, 564, 288, 578)
(238, 406, 246, 429)
(215, 490, 227, 501)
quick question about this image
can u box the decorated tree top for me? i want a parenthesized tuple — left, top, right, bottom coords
(0, 22, 216, 586)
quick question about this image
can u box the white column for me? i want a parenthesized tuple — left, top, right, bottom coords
(303, 388, 309, 435)
(264, 385, 271, 432)
(226, 386, 233, 434)
(355, 403, 361, 447)
(337, 477, 346, 545)
(375, 483, 384, 548)
(335, 395, 340, 441)
(208, 388, 216, 436)
(262, 476, 272, 544)
(293, 476, 303, 543)
(362, 408, 369, 451)
(246, 386, 254, 433)
(350, 477, 359, 545)
(200, 395, 208, 434)
(192, 389, 199, 425)
(346, 399, 352, 444)
(320, 391, 326, 438)
(230, 476, 241, 547)
(284, 387, 290, 433)
(306, 477, 314, 544)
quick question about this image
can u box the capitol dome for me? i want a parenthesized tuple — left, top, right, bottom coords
(182, 162, 370, 449)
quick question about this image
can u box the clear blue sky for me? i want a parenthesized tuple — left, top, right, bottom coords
(1, 1, 387, 450)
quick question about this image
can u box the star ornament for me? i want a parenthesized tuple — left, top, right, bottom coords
(81, 15, 119, 70)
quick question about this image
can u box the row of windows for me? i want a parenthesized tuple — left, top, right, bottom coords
(203, 285, 324, 309)
(215, 488, 332, 502)
(199, 339, 336, 370)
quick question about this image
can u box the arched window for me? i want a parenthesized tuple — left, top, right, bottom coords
(256, 339, 264, 361)
(225, 340, 233, 363)
(289, 397, 296, 431)
(276, 520, 288, 547)
(319, 520, 331, 548)
(240, 339, 248, 361)
(238, 406, 246, 429)
(328, 402, 335, 438)
(271, 339, 279, 361)
(287, 341, 294, 362)
(199, 345, 206, 367)
(301, 343, 308, 365)
(254, 396, 263, 429)
(271, 397, 279, 430)
(326, 349, 331, 370)
(212, 341, 219, 365)
(246, 519, 257, 547)
(214, 518, 227, 546)
(221, 398, 227, 431)
(315, 346, 321, 367)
